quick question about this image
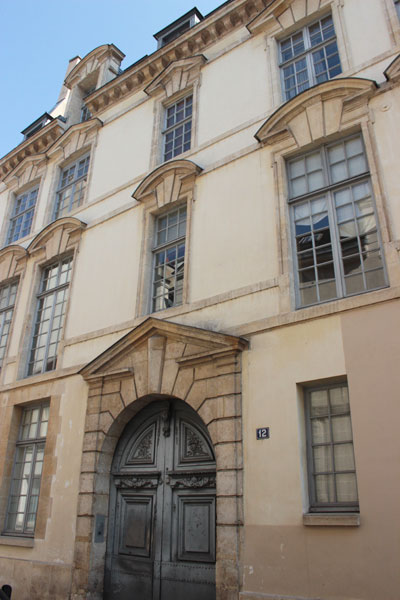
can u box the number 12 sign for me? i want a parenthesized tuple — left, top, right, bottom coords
(256, 427, 270, 440)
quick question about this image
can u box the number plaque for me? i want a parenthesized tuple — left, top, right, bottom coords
(256, 427, 270, 440)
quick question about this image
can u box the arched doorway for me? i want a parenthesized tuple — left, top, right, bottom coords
(104, 398, 216, 600)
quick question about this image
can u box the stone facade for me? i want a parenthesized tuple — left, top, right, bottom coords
(0, 1, 400, 599)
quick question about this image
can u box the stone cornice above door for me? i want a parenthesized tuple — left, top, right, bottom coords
(79, 317, 249, 392)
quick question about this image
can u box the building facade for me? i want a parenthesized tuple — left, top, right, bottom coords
(0, 1, 400, 598)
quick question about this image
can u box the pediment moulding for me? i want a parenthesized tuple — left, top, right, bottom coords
(84, 0, 268, 116)
(247, 0, 332, 35)
(0, 246, 28, 282)
(46, 118, 103, 162)
(3, 155, 47, 190)
(145, 55, 207, 98)
(0, 119, 66, 182)
(132, 160, 202, 208)
(79, 317, 249, 383)
(1, 118, 102, 186)
(384, 53, 400, 84)
(27, 217, 87, 261)
(65, 44, 125, 90)
(255, 78, 378, 148)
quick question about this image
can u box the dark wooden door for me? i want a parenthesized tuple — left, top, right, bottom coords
(104, 399, 216, 600)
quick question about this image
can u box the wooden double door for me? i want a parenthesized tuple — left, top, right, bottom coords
(104, 399, 216, 600)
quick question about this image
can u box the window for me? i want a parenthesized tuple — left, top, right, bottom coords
(288, 134, 386, 308)
(28, 256, 73, 376)
(0, 280, 18, 369)
(163, 95, 192, 162)
(4, 403, 49, 535)
(305, 383, 358, 512)
(395, 0, 400, 18)
(152, 205, 186, 312)
(279, 15, 341, 101)
(54, 154, 90, 219)
(7, 186, 38, 244)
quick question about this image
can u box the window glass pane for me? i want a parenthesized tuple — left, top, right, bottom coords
(336, 473, 358, 502)
(315, 474, 335, 503)
(329, 385, 349, 414)
(334, 443, 355, 471)
(331, 414, 353, 442)
(311, 417, 331, 444)
(313, 445, 333, 472)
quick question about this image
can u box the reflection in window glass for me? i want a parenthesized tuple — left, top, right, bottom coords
(288, 135, 386, 307)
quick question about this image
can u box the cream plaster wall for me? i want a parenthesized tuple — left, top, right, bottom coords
(88, 100, 153, 200)
(242, 316, 346, 526)
(241, 308, 400, 600)
(65, 210, 142, 340)
(343, 0, 393, 69)
(197, 36, 269, 145)
(190, 151, 278, 300)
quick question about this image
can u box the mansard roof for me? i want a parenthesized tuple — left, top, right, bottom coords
(85, 0, 268, 115)
(0, 118, 66, 182)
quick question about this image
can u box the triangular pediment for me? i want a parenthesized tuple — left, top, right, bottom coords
(145, 55, 206, 98)
(384, 53, 400, 83)
(80, 317, 248, 381)
(255, 78, 377, 147)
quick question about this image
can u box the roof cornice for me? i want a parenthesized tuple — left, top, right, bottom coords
(0, 119, 66, 181)
(85, 0, 268, 116)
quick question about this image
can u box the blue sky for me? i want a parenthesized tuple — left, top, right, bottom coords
(0, 0, 222, 159)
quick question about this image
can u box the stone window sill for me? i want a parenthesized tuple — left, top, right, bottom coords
(303, 513, 360, 527)
(0, 535, 34, 547)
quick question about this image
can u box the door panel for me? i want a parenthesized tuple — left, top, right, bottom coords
(105, 400, 216, 600)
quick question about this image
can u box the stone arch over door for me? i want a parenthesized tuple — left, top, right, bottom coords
(71, 318, 248, 600)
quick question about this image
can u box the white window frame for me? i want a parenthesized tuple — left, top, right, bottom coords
(7, 186, 38, 244)
(287, 134, 387, 308)
(27, 256, 73, 376)
(4, 402, 49, 536)
(0, 279, 18, 370)
(279, 14, 342, 101)
(305, 383, 359, 513)
(151, 205, 187, 312)
(53, 154, 90, 220)
(162, 95, 193, 162)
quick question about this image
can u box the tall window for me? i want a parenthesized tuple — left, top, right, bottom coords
(54, 154, 90, 219)
(28, 256, 73, 376)
(0, 280, 18, 369)
(395, 0, 400, 18)
(7, 186, 38, 244)
(5, 403, 49, 535)
(279, 15, 341, 101)
(163, 95, 192, 162)
(152, 206, 186, 312)
(305, 383, 358, 512)
(288, 134, 386, 308)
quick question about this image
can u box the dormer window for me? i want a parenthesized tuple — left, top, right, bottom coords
(154, 8, 203, 49)
(21, 113, 53, 141)
(80, 87, 95, 122)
